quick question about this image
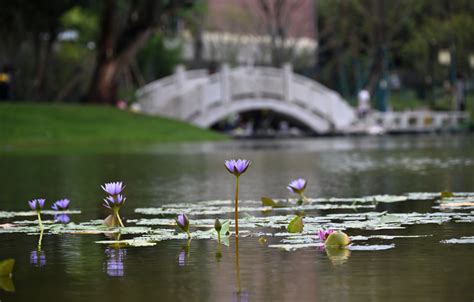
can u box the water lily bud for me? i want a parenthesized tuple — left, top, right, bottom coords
(325, 230, 351, 248)
(176, 214, 190, 232)
(214, 218, 222, 232)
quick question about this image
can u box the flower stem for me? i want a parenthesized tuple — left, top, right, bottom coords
(186, 231, 191, 239)
(234, 176, 240, 238)
(37, 211, 43, 232)
(114, 209, 125, 227)
(300, 193, 308, 203)
(217, 231, 221, 244)
(37, 228, 44, 251)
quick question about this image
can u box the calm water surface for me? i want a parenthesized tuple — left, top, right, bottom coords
(0, 135, 473, 302)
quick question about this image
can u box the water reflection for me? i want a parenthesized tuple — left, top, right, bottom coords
(104, 247, 126, 277)
(30, 250, 46, 267)
(54, 214, 71, 224)
(0, 276, 15, 292)
(325, 247, 351, 265)
(177, 238, 191, 267)
(30, 229, 46, 267)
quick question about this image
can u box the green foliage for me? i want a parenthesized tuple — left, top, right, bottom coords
(261, 197, 277, 207)
(0, 259, 15, 277)
(137, 33, 183, 82)
(287, 215, 304, 233)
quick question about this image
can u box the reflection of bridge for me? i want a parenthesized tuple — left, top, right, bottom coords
(136, 64, 356, 134)
(136, 64, 469, 135)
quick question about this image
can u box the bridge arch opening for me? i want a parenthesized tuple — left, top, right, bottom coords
(210, 109, 316, 137)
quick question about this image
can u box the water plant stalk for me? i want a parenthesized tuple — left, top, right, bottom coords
(234, 176, 240, 237)
(36, 211, 43, 232)
(37, 228, 44, 251)
(114, 208, 125, 228)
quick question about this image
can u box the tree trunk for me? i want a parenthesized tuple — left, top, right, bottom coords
(88, 59, 119, 104)
(86, 0, 117, 104)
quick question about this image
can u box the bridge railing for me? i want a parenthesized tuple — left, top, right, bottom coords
(137, 64, 356, 133)
(369, 111, 469, 132)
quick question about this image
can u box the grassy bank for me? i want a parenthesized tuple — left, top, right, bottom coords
(0, 103, 226, 152)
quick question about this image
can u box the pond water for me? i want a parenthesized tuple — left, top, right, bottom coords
(0, 134, 473, 301)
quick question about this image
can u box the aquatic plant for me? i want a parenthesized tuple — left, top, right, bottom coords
(225, 159, 251, 237)
(287, 215, 304, 233)
(318, 229, 335, 241)
(28, 199, 45, 231)
(287, 178, 308, 204)
(325, 230, 351, 248)
(101, 181, 126, 227)
(101, 182, 125, 195)
(103, 194, 126, 227)
(214, 218, 222, 243)
(51, 199, 70, 211)
(176, 214, 190, 238)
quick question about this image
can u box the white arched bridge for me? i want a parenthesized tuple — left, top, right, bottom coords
(136, 64, 469, 134)
(136, 64, 356, 134)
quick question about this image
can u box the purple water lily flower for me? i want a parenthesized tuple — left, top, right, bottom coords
(30, 250, 46, 267)
(176, 214, 190, 233)
(225, 159, 251, 177)
(51, 199, 70, 211)
(103, 194, 126, 210)
(101, 181, 125, 195)
(28, 199, 45, 211)
(287, 178, 307, 194)
(318, 229, 335, 241)
(54, 214, 71, 224)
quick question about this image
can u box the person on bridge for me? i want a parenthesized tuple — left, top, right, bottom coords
(357, 88, 371, 119)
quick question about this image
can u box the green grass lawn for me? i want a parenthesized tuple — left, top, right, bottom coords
(0, 102, 226, 152)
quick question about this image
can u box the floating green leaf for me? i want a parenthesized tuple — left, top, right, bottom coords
(441, 191, 454, 199)
(440, 236, 474, 244)
(287, 215, 304, 233)
(220, 220, 230, 236)
(0, 259, 14, 277)
(347, 244, 395, 251)
(262, 197, 277, 207)
(95, 239, 156, 247)
(268, 243, 323, 251)
(0, 210, 81, 219)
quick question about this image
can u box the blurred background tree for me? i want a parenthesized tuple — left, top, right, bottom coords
(0, 0, 472, 110)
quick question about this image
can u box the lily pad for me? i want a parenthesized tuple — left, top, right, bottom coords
(95, 239, 157, 247)
(347, 244, 395, 251)
(268, 243, 324, 251)
(440, 236, 474, 244)
(364, 195, 408, 203)
(0, 210, 81, 219)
